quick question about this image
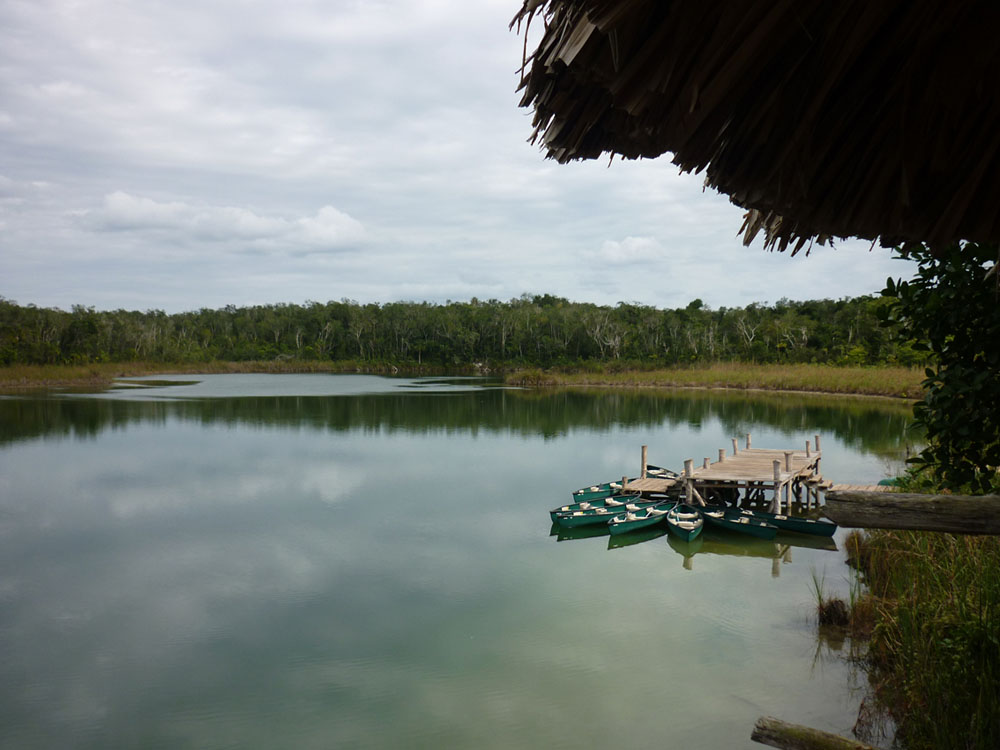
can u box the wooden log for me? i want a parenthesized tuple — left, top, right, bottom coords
(718, 448, 726, 463)
(684, 459, 693, 477)
(641, 445, 648, 479)
(746, 432, 752, 449)
(784, 451, 793, 472)
(703, 457, 710, 469)
(751, 716, 876, 750)
(806, 440, 812, 458)
(824, 491, 1000, 535)
(732, 437, 739, 455)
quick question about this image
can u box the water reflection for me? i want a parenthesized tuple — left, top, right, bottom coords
(2, 376, 916, 462)
(0, 375, 879, 749)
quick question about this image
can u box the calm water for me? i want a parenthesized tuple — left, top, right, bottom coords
(0, 375, 913, 749)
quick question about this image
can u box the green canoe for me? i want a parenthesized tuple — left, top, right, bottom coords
(570, 466, 679, 501)
(702, 507, 778, 540)
(666, 503, 704, 542)
(608, 502, 675, 536)
(549, 491, 642, 522)
(556, 500, 667, 528)
(741, 508, 837, 537)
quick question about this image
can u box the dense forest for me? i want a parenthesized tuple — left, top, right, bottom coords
(0, 294, 924, 368)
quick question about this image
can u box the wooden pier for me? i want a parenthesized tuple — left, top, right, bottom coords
(625, 434, 828, 513)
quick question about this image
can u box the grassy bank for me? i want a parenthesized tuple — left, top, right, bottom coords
(1, 361, 924, 398)
(505, 363, 923, 398)
(0, 360, 461, 391)
(842, 529, 1000, 749)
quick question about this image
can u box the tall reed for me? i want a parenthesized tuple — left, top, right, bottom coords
(851, 529, 1000, 749)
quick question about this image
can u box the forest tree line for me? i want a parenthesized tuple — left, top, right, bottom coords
(0, 294, 925, 368)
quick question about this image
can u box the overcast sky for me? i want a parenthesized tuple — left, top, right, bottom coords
(0, 0, 916, 314)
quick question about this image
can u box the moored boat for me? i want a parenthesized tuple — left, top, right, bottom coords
(702, 506, 778, 540)
(570, 466, 679, 501)
(607, 502, 675, 536)
(740, 508, 837, 537)
(549, 490, 642, 522)
(555, 500, 665, 528)
(666, 503, 704, 542)
(570, 480, 624, 502)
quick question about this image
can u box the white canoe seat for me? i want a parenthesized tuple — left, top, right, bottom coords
(677, 521, 696, 529)
(775, 514, 788, 520)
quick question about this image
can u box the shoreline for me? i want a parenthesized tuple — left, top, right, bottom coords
(0, 361, 923, 400)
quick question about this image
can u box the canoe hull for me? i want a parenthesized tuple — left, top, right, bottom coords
(550, 491, 642, 522)
(743, 509, 837, 537)
(607, 503, 674, 536)
(555, 500, 662, 528)
(666, 503, 704, 542)
(703, 508, 778, 540)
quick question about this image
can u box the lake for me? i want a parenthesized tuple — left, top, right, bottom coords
(0, 375, 913, 748)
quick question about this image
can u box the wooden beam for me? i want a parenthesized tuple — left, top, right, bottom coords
(824, 491, 1000, 535)
(751, 716, 876, 750)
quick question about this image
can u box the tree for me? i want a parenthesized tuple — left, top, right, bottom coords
(882, 242, 1000, 492)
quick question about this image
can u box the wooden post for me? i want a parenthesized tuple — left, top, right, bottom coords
(641, 445, 648, 479)
(784, 451, 793, 472)
(772, 460, 782, 513)
(814, 434, 822, 482)
(703, 457, 710, 469)
(718, 448, 726, 463)
(732, 437, 739, 455)
(751, 715, 878, 749)
(684, 459, 693, 478)
(746, 433, 752, 449)
(805, 440, 812, 458)
(689, 484, 706, 506)
(622, 476, 628, 492)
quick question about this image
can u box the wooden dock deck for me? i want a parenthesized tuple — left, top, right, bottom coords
(625, 434, 827, 513)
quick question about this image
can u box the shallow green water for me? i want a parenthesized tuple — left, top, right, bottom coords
(0, 375, 912, 748)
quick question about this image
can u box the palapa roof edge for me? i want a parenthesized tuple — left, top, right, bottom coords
(512, 0, 1000, 253)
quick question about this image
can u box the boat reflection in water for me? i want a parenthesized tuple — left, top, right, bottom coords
(550, 520, 610, 542)
(606, 525, 669, 549)
(665, 526, 838, 574)
(549, 516, 839, 577)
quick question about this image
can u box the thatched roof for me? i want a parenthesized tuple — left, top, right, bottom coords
(512, 1, 1000, 253)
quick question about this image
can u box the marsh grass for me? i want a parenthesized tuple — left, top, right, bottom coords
(848, 530, 1000, 749)
(0, 360, 458, 391)
(505, 363, 923, 398)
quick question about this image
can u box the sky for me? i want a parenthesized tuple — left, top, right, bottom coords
(0, 0, 917, 314)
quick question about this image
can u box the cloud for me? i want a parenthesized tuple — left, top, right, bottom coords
(595, 236, 667, 265)
(83, 192, 367, 253)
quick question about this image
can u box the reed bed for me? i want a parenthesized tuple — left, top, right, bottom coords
(847, 529, 1000, 749)
(0, 360, 472, 391)
(506, 363, 923, 398)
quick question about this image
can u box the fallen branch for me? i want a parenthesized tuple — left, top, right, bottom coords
(751, 716, 877, 750)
